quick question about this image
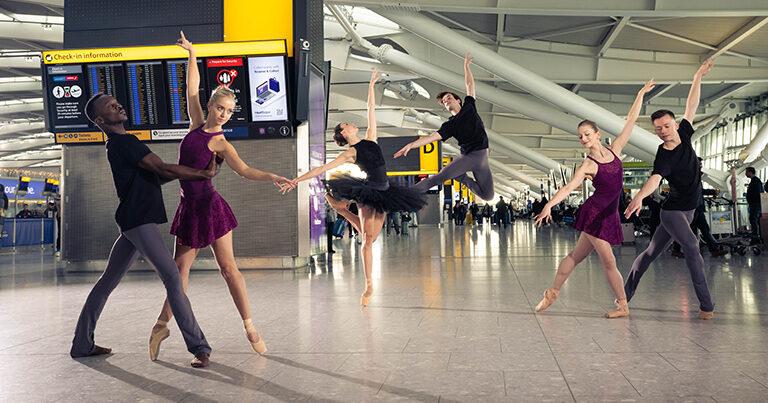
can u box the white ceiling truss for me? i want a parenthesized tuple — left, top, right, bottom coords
(1, 1, 768, 184)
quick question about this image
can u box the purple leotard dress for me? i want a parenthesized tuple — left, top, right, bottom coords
(573, 147, 623, 245)
(170, 125, 238, 248)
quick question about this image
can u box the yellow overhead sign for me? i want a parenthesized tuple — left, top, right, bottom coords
(42, 40, 287, 65)
(224, 0, 294, 56)
(419, 141, 440, 175)
(55, 130, 150, 144)
(55, 132, 104, 143)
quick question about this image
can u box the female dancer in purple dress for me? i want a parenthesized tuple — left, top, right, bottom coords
(149, 32, 294, 360)
(290, 70, 426, 306)
(534, 80, 655, 318)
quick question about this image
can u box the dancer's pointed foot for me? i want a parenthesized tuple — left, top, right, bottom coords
(535, 288, 559, 312)
(244, 319, 267, 355)
(360, 283, 373, 307)
(605, 298, 629, 319)
(149, 320, 170, 361)
(191, 352, 210, 368)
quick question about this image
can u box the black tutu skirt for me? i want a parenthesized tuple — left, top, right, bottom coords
(327, 174, 427, 213)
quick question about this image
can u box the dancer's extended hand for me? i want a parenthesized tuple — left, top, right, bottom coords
(464, 52, 473, 67)
(534, 206, 551, 227)
(204, 153, 218, 178)
(176, 31, 193, 51)
(696, 58, 715, 78)
(624, 197, 643, 219)
(276, 182, 293, 194)
(638, 79, 656, 95)
(394, 143, 413, 158)
(272, 175, 295, 194)
(370, 68, 383, 85)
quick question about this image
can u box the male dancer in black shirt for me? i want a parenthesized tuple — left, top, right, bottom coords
(70, 93, 215, 367)
(624, 59, 716, 320)
(395, 54, 494, 200)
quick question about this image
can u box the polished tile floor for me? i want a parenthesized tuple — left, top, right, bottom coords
(1, 222, 767, 402)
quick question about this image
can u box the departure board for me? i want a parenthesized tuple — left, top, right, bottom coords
(166, 59, 206, 125)
(87, 63, 129, 112)
(126, 61, 168, 126)
(41, 40, 293, 144)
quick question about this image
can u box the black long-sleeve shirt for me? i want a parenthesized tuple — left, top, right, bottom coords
(746, 176, 763, 206)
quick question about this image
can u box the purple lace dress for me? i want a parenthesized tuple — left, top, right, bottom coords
(170, 126, 238, 248)
(573, 147, 623, 245)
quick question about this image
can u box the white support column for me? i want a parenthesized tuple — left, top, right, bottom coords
(375, 9, 663, 158)
(330, 5, 658, 163)
(691, 102, 738, 143)
(740, 120, 768, 165)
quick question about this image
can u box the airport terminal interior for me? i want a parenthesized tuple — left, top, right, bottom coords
(2, 1, 768, 402)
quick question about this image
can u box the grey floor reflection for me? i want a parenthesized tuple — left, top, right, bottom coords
(1, 222, 767, 401)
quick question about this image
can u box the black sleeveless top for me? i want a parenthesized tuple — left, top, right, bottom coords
(351, 139, 389, 189)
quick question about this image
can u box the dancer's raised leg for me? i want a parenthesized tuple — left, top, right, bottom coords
(535, 233, 594, 312)
(326, 194, 362, 233)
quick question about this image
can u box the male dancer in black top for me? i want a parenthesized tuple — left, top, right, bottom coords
(395, 54, 494, 200)
(624, 59, 716, 320)
(70, 93, 215, 367)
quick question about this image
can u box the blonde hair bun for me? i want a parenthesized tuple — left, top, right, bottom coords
(209, 85, 237, 104)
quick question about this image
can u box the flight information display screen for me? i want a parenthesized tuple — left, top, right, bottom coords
(87, 63, 128, 105)
(166, 59, 205, 125)
(126, 61, 168, 126)
(41, 40, 292, 144)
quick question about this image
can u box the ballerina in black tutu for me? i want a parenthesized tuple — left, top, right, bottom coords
(291, 69, 426, 306)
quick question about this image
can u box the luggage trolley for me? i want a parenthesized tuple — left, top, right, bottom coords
(707, 197, 760, 256)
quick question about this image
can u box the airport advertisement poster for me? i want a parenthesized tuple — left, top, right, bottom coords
(247, 56, 288, 122)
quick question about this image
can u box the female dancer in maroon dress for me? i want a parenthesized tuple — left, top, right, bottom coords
(149, 32, 294, 360)
(291, 70, 426, 306)
(534, 80, 655, 318)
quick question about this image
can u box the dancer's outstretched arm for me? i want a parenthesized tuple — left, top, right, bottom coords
(394, 132, 441, 158)
(625, 174, 663, 219)
(610, 79, 655, 156)
(140, 152, 217, 181)
(292, 149, 356, 184)
(464, 53, 475, 98)
(684, 59, 714, 125)
(176, 31, 205, 130)
(209, 137, 294, 190)
(534, 160, 594, 226)
(365, 69, 382, 142)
